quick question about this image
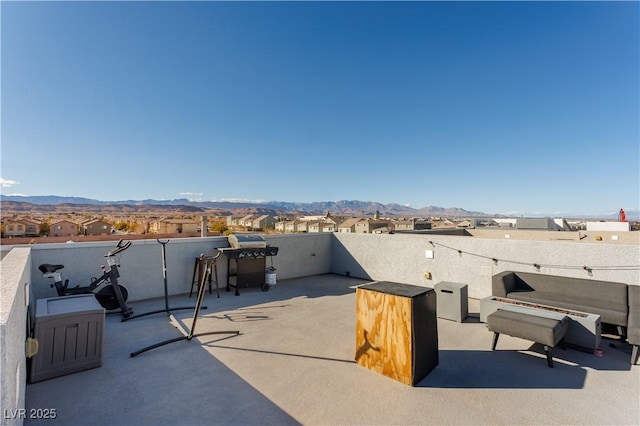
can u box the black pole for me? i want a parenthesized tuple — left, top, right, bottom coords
(160, 239, 169, 311)
(122, 239, 206, 322)
(130, 250, 238, 357)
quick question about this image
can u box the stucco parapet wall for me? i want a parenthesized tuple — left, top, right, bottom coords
(0, 247, 31, 320)
(1, 247, 31, 426)
(331, 232, 640, 300)
(469, 229, 639, 244)
(586, 221, 631, 232)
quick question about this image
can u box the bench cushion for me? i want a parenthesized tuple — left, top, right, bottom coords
(487, 309, 569, 348)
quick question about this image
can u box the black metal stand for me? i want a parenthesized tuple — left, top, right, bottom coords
(130, 250, 239, 357)
(122, 239, 206, 322)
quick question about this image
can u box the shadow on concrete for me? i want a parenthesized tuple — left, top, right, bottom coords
(418, 349, 589, 389)
(206, 304, 292, 323)
(119, 274, 368, 327)
(461, 313, 482, 324)
(204, 342, 356, 365)
(418, 338, 632, 390)
(25, 312, 300, 426)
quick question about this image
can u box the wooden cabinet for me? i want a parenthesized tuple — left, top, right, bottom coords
(355, 282, 438, 386)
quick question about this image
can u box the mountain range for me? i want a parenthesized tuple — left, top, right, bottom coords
(0, 195, 636, 220)
(0, 195, 486, 217)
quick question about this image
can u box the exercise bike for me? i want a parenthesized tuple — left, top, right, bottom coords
(38, 239, 133, 319)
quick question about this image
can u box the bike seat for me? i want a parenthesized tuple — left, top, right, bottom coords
(39, 264, 65, 273)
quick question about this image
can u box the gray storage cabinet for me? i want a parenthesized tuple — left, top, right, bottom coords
(435, 281, 468, 322)
(30, 294, 105, 383)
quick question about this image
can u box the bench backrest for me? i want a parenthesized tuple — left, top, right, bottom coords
(512, 272, 628, 304)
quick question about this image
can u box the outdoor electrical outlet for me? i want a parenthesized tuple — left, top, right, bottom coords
(425, 250, 434, 259)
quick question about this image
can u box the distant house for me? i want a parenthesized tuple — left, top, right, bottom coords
(372, 226, 391, 234)
(308, 221, 336, 233)
(23, 219, 42, 236)
(338, 218, 363, 233)
(149, 218, 199, 234)
(238, 215, 255, 228)
(354, 219, 390, 234)
(295, 221, 308, 233)
(3, 220, 27, 238)
(251, 215, 276, 231)
(82, 219, 112, 236)
(300, 215, 326, 222)
(50, 219, 78, 237)
(284, 221, 297, 233)
(307, 222, 322, 233)
(226, 216, 244, 227)
(276, 220, 301, 233)
(393, 218, 431, 232)
(3, 219, 41, 238)
(321, 222, 337, 232)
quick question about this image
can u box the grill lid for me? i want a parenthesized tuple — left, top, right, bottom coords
(228, 233, 266, 249)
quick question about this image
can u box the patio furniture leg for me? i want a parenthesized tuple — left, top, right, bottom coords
(492, 332, 499, 351)
(544, 345, 554, 368)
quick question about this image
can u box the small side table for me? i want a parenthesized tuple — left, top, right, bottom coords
(434, 281, 468, 322)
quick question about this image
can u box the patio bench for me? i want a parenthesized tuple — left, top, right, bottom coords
(487, 309, 569, 368)
(492, 271, 628, 331)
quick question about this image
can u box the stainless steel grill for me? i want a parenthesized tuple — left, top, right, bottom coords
(221, 234, 278, 295)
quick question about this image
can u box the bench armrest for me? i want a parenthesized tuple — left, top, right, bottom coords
(492, 271, 516, 298)
(628, 285, 640, 345)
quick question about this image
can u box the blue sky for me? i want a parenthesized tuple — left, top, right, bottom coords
(1, 1, 638, 216)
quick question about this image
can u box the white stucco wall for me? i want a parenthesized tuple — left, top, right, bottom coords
(586, 221, 631, 232)
(12, 232, 640, 303)
(332, 232, 640, 299)
(0, 247, 31, 426)
(25, 234, 335, 302)
(27, 238, 234, 301)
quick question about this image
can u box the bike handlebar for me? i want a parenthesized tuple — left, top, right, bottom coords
(106, 239, 132, 257)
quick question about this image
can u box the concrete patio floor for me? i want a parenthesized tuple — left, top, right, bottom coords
(25, 274, 639, 425)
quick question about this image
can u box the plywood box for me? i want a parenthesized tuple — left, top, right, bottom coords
(355, 282, 438, 386)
